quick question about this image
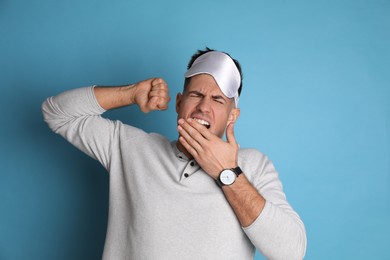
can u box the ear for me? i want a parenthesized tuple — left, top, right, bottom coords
(175, 92, 182, 113)
(227, 108, 240, 125)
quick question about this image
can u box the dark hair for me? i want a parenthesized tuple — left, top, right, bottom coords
(184, 47, 243, 96)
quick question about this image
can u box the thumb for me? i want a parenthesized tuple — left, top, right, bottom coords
(226, 123, 236, 144)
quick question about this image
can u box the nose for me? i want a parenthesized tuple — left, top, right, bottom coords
(196, 97, 211, 113)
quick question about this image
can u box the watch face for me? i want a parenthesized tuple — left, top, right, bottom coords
(220, 170, 236, 185)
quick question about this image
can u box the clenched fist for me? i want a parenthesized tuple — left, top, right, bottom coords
(133, 78, 171, 113)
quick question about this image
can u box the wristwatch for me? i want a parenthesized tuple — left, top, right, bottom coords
(216, 166, 243, 187)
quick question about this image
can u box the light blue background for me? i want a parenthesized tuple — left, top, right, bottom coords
(1, 0, 389, 259)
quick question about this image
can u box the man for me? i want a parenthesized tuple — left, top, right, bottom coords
(42, 48, 306, 259)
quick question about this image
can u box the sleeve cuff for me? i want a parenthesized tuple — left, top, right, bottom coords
(89, 85, 107, 114)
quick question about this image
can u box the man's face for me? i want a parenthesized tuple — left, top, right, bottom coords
(176, 74, 240, 138)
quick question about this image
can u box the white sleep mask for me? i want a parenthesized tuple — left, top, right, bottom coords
(184, 51, 241, 107)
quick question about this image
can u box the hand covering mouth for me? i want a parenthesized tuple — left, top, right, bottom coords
(192, 118, 210, 129)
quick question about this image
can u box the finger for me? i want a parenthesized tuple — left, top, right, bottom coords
(179, 119, 209, 146)
(149, 81, 170, 110)
(146, 87, 170, 111)
(149, 88, 170, 100)
(178, 136, 199, 159)
(151, 84, 168, 94)
(151, 77, 166, 86)
(177, 123, 203, 153)
(186, 118, 212, 140)
(146, 96, 160, 111)
(151, 78, 169, 93)
(226, 123, 237, 145)
(156, 97, 170, 110)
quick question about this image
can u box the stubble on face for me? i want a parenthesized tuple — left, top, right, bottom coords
(176, 74, 237, 139)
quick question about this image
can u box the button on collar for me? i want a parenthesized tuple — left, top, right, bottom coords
(172, 141, 189, 161)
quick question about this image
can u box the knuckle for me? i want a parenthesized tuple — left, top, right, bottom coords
(187, 138, 195, 145)
(153, 77, 162, 83)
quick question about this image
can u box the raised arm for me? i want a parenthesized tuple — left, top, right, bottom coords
(94, 78, 170, 112)
(42, 78, 170, 169)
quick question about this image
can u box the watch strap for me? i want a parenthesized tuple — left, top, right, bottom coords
(232, 166, 243, 177)
(215, 177, 224, 187)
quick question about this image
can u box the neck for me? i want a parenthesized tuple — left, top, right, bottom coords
(176, 139, 194, 160)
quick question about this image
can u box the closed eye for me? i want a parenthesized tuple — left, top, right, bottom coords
(187, 91, 227, 104)
(212, 95, 227, 105)
(190, 93, 203, 97)
(188, 91, 204, 98)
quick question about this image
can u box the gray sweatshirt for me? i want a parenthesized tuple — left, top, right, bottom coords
(42, 86, 306, 260)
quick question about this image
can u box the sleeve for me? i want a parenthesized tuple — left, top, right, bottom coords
(41, 86, 118, 170)
(241, 150, 307, 260)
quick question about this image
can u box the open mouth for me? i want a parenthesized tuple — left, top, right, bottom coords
(192, 118, 210, 129)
